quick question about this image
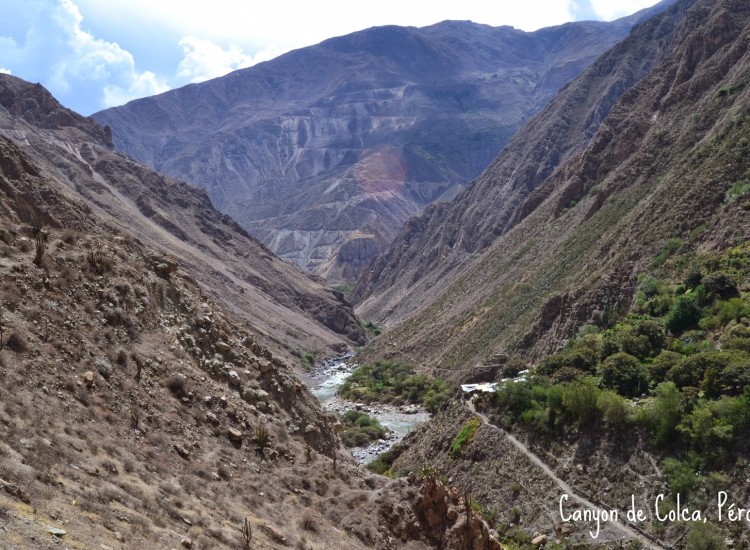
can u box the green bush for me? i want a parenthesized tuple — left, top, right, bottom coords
(641, 382, 682, 447)
(665, 293, 702, 334)
(598, 352, 648, 397)
(450, 417, 480, 457)
(561, 378, 601, 427)
(648, 350, 682, 385)
(339, 411, 387, 447)
(597, 390, 631, 425)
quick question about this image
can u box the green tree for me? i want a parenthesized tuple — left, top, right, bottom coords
(598, 352, 648, 397)
(665, 294, 701, 334)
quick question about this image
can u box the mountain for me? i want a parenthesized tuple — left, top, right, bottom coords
(92, 4, 672, 282)
(354, 0, 749, 375)
(351, 0, 750, 545)
(0, 74, 517, 549)
(353, 0, 700, 339)
(0, 74, 365, 361)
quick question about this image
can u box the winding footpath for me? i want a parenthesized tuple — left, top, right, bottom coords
(466, 398, 667, 549)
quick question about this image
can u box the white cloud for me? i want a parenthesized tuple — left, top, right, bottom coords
(0, 68, 11, 75)
(0, 0, 169, 113)
(588, 0, 661, 21)
(176, 36, 282, 84)
(103, 70, 167, 107)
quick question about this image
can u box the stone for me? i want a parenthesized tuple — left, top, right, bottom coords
(181, 537, 193, 548)
(47, 526, 66, 537)
(114, 531, 125, 542)
(560, 523, 575, 536)
(227, 370, 241, 386)
(154, 258, 178, 278)
(227, 427, 243, 443)
(173, 443, 191, 460)
(258, 359, 273, 374)
(205, 412, 219, 425)
(215, 341, 231, 353)
(83, 371, 95, 387)
(532, 534, 548, 546)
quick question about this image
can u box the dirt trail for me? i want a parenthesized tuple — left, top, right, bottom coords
(467, 398, 666, 549)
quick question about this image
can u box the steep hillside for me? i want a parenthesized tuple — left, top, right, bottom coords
(353, 0, 750, 546)
(353, 0, 698, 323)
(0, 74, 364, 361)
(93, 5, 671, 282)
(0, 76, 515, 550)
(356, 0, 749, 375)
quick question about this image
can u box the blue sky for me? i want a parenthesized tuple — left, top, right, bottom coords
(0, 0, 661, 116)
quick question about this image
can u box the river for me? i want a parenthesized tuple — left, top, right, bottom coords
(303, 354, 430, 464)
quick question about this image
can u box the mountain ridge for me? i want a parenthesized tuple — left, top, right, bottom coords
(93, 4, 675, 282)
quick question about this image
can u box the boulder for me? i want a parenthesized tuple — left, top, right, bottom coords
(227, 370, 241, 386)
(227, 427, 243, 443)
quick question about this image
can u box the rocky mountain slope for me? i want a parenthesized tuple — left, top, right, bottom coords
(355, 0, 748, 374)
(93, 5, 672, 282)
(353, 0, 698, 327)
(0, 74, 365, 362)
(0, 75, 515, 549)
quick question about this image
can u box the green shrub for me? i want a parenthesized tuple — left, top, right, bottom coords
(597, 390, 631, 425)
(561, 378, 600, 427)
(684, 521, 727, 550)
(663, 457, 700, 497)
(598, 352, 648, 397)
(339, 411, 387, 447)
(648, 351, 682, 385)
(665, 293, 701, 334)
(450, 417, 480, 457)
(641, 382, 682, 447)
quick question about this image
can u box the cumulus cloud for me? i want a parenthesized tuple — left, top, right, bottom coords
(176, 36, 281, 83)
(0, 68, 11, 75)
(0, 0, 168, 113)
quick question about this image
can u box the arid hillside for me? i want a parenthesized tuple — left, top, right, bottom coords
(0, 74, 365, 361)
(0, 75, 514, 549)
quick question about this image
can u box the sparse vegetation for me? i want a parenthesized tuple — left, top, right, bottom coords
(339, 410, 387, 447)
(31, 217, 45, 266)
(362, 319, 382, 336)
(338, 360, 451, 412)
(255, 425, 271, 464)
(240, 517, 253, 548)
(449, 417, 480, 458)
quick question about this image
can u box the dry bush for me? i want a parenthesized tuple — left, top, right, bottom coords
(299, 511, 318, 533)
(165, 374, 188, 398)
(5, 331, 26, 353)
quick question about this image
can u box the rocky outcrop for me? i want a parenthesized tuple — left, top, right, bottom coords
(93, 6, 673, 282)
(413, 478, 502, 550)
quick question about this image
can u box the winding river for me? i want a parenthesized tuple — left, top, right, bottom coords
(303, 355, 430, 464)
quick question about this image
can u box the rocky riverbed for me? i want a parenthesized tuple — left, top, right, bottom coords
(304, 355, 430, 464)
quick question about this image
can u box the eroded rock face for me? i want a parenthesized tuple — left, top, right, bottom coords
(93, 14, 668, 281)
(393, 477, 502, 550)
